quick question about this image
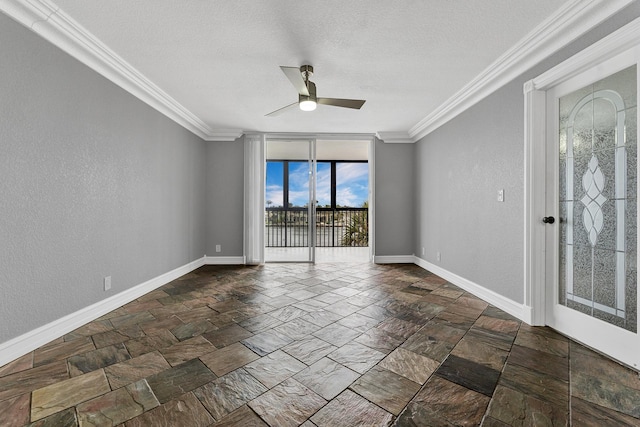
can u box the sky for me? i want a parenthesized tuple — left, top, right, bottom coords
(266, 161, 368, 208)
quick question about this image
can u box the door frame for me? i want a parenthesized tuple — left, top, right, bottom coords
(524, 18, 640, 364)
(257, 133, 375, 264)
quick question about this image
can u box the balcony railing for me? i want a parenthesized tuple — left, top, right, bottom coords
(265, 207, 368, 247)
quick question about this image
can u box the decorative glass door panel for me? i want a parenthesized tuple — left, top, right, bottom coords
(559, 65, 637, 331)
(547, 61, 639, 368)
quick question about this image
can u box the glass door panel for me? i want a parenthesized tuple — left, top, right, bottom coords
(265, 139, 316, 262)
(546, 62, 639, 368)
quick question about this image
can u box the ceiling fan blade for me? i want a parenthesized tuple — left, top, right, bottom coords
(280, 66, 309, 96)
(317, 98, 366, 109)
(265, 101, 298, 117)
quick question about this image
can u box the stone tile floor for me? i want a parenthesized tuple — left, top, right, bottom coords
(1, 262, 640, 426)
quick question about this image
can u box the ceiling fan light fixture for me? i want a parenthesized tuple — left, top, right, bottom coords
(265, 65, 366, 117)
(299, 99, 317, 111)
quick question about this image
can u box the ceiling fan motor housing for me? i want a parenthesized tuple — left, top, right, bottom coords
(299, 80, 317, 104)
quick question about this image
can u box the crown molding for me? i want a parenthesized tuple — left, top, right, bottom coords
(204, 129, 244, 142)
(408, 0, 634, 142)
(375, 131, 414, 144)
(0, 0, 217, 140)
(1, 0, 632, 144)
(530, 16, 640, 90)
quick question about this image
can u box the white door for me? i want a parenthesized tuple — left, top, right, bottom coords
(544, 56, 639, 369)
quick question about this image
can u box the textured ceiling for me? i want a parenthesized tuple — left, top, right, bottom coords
(52, 0, 566, 135)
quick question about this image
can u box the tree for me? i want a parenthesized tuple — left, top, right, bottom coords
(341, 210, 368, 246)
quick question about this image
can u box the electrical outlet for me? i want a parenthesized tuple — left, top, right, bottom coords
(215, 244, 221, 253)
(497, 189, 504, 202)
(104, 276, 111, 291)
(437, 251, 441, 262)
(421, 247, 425, 256)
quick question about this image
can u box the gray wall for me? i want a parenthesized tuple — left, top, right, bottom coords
(414, 3, 640, 303)
(205, 138, 245, 257)
(375, 138, 415, 256)
(0, 14, 207, 343)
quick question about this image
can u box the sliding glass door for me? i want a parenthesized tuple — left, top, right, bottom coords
(265, 139, 316, 262)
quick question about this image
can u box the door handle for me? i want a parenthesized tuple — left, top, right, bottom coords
(542, 216, 555, 224)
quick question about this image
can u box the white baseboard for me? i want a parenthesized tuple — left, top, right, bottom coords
(413, 256, 531, 323)
(204, 256, 246, 265)
(0, 257, 206, 367)
(374, 255, 415, 264)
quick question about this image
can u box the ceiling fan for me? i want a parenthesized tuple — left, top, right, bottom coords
(266, 65, 366, 116)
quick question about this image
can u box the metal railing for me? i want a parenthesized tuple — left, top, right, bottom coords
(265, 208, 368, 247)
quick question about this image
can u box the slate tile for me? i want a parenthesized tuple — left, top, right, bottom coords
(282, 336, 338, 365)
(571, 396, 640, 427)
(354, 328, 404, 354)
(33, 337, 95, 366)
(64, 320, 113, 341)
(301, 310, 344, 327)
(0, 361, 68, 402)
(482, 306, 519, 321)
(146, 358, 216, 404)
(239, 313, 283, 333)
(200, 342, 260, 376)
(242, 330, 294, 356)
(337, 313, 381, 333)
(160, 335, 216, 366)
(313, 292, 345, 305)
(139, 316, 184, 336)
(124, 329, 178, 358)
(513, 328, 568, 357)
(194, 369, 267, 421)
(294, 357, 361, 400)
(486, 385, 567, 427)
(349, 366, 420, 415)
(379, 348, 439, 385)
(312, 323, 361, 347)
(269, 306, 308, 322)
(409, 375, 490, 426)
(0, 353, 33, 378)
(203, 324, 253, 348)
(327, 342, 386, 374)
(311, 389, 393, 427)
(466, 327, 515, 352)
(499, 363, 568, 406)
(376, 317, 421, 340)
(507, 344, 568, 381)
(210, 405, 268, 427)
(451, 335, 510, 371)
(67, 343, 131, 377)
(245, 350, 307, 388)
(0, 393, 30, 426)
(248, 378, 326, 427)
(474, 315, 520, 335)
(91, 326, 145, 349)
(273, 317, 322, 340)
(76, 379, 159, 426)
(436, 354, 500, 397)
(105, 350, 171, 389)
(26, 407, 77, 427)
(324, 300, 361, 317)
(356, 304, 392, 322)
(571, 371, 640, 418)
(110, 312, 155, 329)
(170, 319, 216, 341)
(124, 392, 213, 427)
(570, 340, 640, 391)
(31, 369, 111, 421)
